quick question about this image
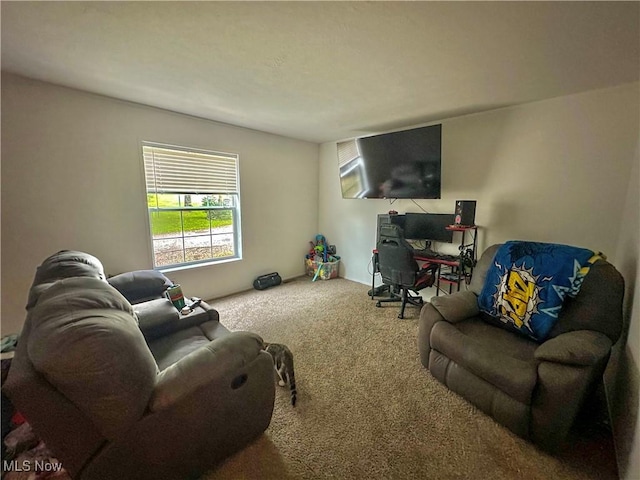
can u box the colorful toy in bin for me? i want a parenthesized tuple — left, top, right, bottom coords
(305, 256, 340, 281)
(305, 234, 339, 281)
(315, 234, 328, 262)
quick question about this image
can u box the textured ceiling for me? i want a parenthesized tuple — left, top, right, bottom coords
(2, 1, 639, 143)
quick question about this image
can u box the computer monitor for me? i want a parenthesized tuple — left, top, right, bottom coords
(403, 213, 455, 243)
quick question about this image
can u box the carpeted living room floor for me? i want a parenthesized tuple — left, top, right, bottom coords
(202, 276, 618, 480)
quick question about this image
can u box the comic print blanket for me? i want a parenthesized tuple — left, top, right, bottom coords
(477, 241, 604, 342)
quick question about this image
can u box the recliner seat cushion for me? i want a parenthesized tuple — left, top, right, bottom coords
(27, 277, 159, 440)
(148, 321, 231, 370)
(430, 317, 538, 405)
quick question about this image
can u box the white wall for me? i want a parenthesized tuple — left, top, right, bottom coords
(612, 144, 640, 480)
(1, 73, 319, 335)
(319, 82, 639, 285)
(2, 72, 638, 470)
(320, 81, 640, 479)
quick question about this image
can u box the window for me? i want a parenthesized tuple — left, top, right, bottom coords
(142, 142, 241, 269)
(337, 139, 369, 198)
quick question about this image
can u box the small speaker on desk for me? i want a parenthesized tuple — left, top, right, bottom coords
(454, 200, 476, 226)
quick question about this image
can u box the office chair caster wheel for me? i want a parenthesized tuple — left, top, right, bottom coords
(375, 301, 381, 308)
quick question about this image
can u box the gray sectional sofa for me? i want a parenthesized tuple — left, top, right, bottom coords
(3, 250, 275, 480)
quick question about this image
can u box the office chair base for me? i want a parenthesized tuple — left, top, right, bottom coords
(368, 284, 390, 298)
(375, 290, 424, 319)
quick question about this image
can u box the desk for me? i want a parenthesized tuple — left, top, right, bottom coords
(371, 250, 461, 298)
(431, 225, 478, 295)
(413, 254, 462, 296)
(371, 225, 478, 297)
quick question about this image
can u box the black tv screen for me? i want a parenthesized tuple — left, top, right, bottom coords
(338, 124, 442, 199)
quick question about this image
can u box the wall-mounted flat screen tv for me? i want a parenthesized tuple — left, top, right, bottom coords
(337, 124, 442, 199)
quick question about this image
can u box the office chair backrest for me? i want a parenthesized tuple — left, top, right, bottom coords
(379, 223, 417, 258)
(378, 224, 414, 250)
(377, 238, 419, 288)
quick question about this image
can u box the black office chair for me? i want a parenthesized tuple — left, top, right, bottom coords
(375, 225, 438, 319)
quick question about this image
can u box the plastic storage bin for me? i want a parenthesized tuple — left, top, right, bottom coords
(305, 258, 340, 280)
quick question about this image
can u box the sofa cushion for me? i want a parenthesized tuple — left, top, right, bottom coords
(27, 277, 158, 440)
(108, 270, 173, 304)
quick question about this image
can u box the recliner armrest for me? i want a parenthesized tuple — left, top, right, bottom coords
(534, 330, 612, 366)
(149, 331, 265, 412)
(134, 299, 219, 339)
(133, 298, 180, 335)
(430, 290, 479, 323)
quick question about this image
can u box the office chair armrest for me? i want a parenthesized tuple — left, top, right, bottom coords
(534, 330, 612, 366)
(430, 291, 479, 323)
(149, 331, 265, 412)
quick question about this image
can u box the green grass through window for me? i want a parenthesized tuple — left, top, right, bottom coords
(149, 210, 233, 236)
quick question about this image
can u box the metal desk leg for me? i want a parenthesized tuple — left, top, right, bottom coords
(371, 251, 378, 300)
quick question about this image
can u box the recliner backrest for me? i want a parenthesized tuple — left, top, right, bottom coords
(549, 260, 623, 342)
(470, 243, 624, 343)
(26, 250, 106, 310)
(26, 277, 159, 440)
(468, 244, 500, 295)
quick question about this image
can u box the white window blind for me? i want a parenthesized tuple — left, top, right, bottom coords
(337, 139, 359, 167)
(143, 144, 239, 194)
(141, 142, 242, 269)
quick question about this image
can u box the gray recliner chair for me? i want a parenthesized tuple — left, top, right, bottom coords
(418, 243, 624, 451)
(3, 250, 275, 480)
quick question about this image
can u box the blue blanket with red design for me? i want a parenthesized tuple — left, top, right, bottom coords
(477, 241, 604, 342)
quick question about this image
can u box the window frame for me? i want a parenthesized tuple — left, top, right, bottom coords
(338, 139, 370, 199)
(141, 141, 242, 271)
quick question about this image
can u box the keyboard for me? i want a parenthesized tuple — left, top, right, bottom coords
(413, 249, 458, 262)
(412, 248, 437, 258)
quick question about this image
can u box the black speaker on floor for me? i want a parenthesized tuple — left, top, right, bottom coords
(454, 200, 476, 226)
(253, 272, 282, 290)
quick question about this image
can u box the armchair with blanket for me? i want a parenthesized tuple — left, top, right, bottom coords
(3, 250, 275, 480)
(418, 242, 624, 451)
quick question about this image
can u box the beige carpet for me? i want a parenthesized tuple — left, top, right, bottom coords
(203, 276, 618, 480)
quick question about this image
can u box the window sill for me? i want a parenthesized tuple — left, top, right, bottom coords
(158, 256, 241, 274)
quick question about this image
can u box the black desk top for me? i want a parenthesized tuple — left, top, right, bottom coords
(412, 249, 458, 262)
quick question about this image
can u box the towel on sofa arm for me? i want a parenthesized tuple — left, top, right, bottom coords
(477, 241, 604, 342)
